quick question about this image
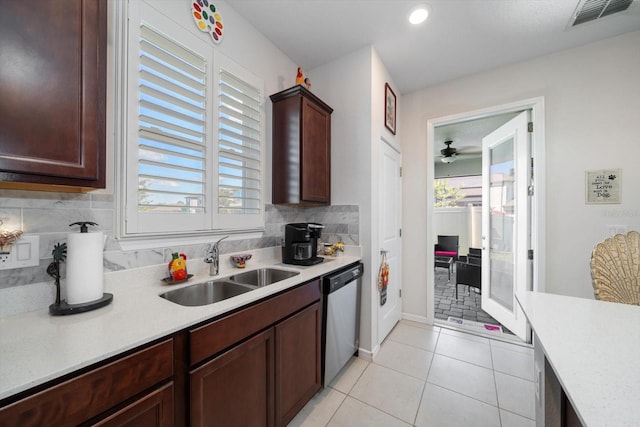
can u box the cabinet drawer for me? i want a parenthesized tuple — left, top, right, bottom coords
(90, 382, 174, 427)
(0, 339, 173, 427)
(190, 280, 321, 366)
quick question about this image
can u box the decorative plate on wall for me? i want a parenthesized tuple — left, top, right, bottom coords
(191, 0, 224, 44)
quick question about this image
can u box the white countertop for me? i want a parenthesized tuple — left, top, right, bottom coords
(516, 291, 640, 427)
(0, 247, 361, 401)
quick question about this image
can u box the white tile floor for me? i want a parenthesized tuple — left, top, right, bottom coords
(288, 320, 535, 427)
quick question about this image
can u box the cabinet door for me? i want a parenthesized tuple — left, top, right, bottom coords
(190, 329, 275, 427)
(0, 0, 106, 188)
(0, 340, 173, 427)
(275, 302, 322, 427)
(301, 98, 331, 203)
(90, 383, 173, 427)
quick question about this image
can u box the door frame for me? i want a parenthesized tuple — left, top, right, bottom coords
(425, 97, 546, 342)
(377, 135, 403, 343)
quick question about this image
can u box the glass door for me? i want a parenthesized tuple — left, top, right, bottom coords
(481, 111, 531, 340)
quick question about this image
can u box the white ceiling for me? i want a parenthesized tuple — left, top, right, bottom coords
(433, 112, 519, 161)
(227, 0, 640, 94)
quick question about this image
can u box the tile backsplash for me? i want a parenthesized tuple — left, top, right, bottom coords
(0, 189, 359, 296)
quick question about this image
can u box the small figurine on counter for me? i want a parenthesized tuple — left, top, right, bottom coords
(304, 77, 311, 90)
(296, 67, 304, 85)
(169, 252, 188, 281)
(332, 240, 345, 256)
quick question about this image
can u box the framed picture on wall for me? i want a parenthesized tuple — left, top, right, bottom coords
(585, 169, 621, 204)
(384, 83, 396, 135)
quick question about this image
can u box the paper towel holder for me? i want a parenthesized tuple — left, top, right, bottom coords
(49, 293, 113, 316)
(48, 223, 113, 316)
(70, 221, 99, 233)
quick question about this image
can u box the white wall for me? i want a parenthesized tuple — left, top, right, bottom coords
(308, 47, 400, 355)
(401, 30, 640, 321)
(307, 47, 375, 352)
(370, 49, 401, 349)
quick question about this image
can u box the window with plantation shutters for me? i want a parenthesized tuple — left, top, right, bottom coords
(121, 1, 264, 237)
(138, 24, 207, 215)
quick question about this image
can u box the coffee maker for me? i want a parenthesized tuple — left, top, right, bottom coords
(282, 223, 325, 266)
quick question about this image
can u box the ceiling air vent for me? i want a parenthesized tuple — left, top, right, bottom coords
(571, 0, 634, 26)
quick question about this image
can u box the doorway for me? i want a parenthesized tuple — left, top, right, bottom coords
(378, 137, 403, 342)
(426, 98, 545, 343)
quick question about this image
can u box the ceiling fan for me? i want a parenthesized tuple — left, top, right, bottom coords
(438, 140, 481, 163)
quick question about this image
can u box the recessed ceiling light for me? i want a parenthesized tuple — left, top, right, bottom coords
(409, 5, 429, 25)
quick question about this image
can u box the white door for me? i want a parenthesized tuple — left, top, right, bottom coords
(378, 140, 402, 341)
(481, 111, 531, 340)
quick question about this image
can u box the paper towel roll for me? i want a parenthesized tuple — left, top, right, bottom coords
(66, 231, 104, 304)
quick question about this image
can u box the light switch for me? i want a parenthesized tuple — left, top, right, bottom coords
(16, 241, 32, 261)
(0, 235, 40, 270)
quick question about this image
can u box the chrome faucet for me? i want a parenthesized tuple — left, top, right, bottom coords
(205, 236, 228, 276)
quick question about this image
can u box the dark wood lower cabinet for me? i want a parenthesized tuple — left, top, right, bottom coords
(188, 279, 322, 427)
(0, 280, 323, 427)
(0, 340, 173, 427)
(275, 302, 321, 427)
(90, 383, 174, 427)
(190, 329, 275, 427)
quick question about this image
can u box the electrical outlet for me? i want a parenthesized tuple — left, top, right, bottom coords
(534, 361, 541, 402)
(0, 235, 40, 270)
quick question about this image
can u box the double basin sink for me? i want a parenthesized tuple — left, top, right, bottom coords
(159, 268, 299, 307)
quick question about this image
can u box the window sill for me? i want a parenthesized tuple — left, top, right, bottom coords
(115, 229, 265, 251)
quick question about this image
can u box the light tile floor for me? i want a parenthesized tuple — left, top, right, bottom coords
(288, 320, 535, 427)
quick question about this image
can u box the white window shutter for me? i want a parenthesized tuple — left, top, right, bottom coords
(213, 52, 265, 230)
(125, 3, 213, 235)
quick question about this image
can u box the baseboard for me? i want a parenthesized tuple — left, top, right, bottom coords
(402, 312, 428, 325)
(357, 344, 379, 362)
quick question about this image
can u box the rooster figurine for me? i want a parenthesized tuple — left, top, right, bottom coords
(295, 67, 304, 85)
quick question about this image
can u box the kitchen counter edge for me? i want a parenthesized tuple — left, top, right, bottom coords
(516, 290, 640, 427)
(0, 250, 362, 401)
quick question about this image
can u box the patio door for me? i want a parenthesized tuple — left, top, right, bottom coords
(481, 111, 531, 340)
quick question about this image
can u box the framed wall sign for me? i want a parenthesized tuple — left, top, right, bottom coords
(585, 169, 621, 204)
(384, 83, 396, 135)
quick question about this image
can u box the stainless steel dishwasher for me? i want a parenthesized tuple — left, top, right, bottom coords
(321, 262, 364, 386)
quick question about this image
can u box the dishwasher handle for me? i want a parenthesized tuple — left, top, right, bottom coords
(323, 263, 364, 294)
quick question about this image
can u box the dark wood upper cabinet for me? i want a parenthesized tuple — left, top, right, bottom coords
(0, 0, 107, 190)
(271, 85, 333, 206)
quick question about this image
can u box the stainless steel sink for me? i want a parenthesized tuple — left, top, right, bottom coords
(159, 268, 301, 307)
(229, 268, 299, 287)
(159, 280, 256, 307)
